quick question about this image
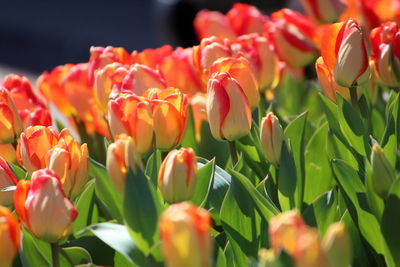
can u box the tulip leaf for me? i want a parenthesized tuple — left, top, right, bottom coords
(371, 108, 385, 142)
(365, 161, 384, 220)
(124, 168, 162, 254)
(145, 149, 161, 187)
(304, 122, 334, 204)
(215, 246, 227, 267)
(8, 161, 27, 180)
(90, 158, 123, 223)
(191, 159, 215, 207)
(381, 178, 400, 265)
(332, 159, 395, 266)
(1, 185, 16, 192)
(199, 122, 229, 167)
(61, 247, 92, 266)
(278, 141, 297, 211)
(20, 229, 51, 267)
(86, 222, 145, 266)
(72, 180, 98, 234)
(114, 252, 137, 267)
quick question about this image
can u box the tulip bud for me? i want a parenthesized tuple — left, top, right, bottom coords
(209, 56, 259, 109)
(146, 88, 188, 150)
(194, 10, 237, 40)
(0, 206, 20, 267)
(206, 72, 252, 141)
(371, 144, 396, 198)
(106, 134, 143, 193)
(158, 147, 197, 203)
(14, 169, 78, 243)
(260, 112, 284, 166)
(17, 126, 59, 174)
(119, 64, 166, 96)
(226, 3, 267, 36)
(108, 94, 154, 155)
(293, 228, 328, 267)
(160, 202, 212, 267)
(0, 157, 17, 206)
(322, 222, 351, 267)
(370, 22, 400, 87)
(333, 19, 370, 87)
(46, 129, 89, 198)
(0, 88, 23, 144)
(269, 210, 307, 254)
(300, 0, 346, 24)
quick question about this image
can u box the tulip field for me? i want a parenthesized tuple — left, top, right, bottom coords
(2, 1, 400, 266)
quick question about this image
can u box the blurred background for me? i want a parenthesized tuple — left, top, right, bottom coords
(0, 0, 300, 77)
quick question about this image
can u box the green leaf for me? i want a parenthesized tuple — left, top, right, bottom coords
(145, 149, 161, 187)
(198, 122, 229, 167)
(304, 122, 334, 204)
(72, 180, 98, 234)
(124, 168, 162, 254)
(365, 161, 384, 220)
(371, 108, 385, 142)
(21, 229, 51, 267)
(86, 223, 145, 266)
(191, 159, 215, 207)
(229, 169, 279, 221)
(215, 246, 227, 267)
(61, 247, 92, 266)
(278, 141, 297, 211)
(90, 158, 123, 223)
(8, 162, 27, 180)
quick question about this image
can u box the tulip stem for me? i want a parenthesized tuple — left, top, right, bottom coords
(349, 84, 358, 109)
(228, 141, 238, 166)
(50, 243, 60, 267)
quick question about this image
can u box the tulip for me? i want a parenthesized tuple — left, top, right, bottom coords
(20, 106, 52, 129)
(315, 56, 350, 102)
(0, 145, 16, 163)
(108, 94, 154, 155)
(14, 169, 78, 243)
(300, 0, 346, 24)
(106, 134, 143, 192)
(158, 147, 197, 203)
(46, 129, 89, 198)
(322, 222, 351, 267)
(370, 22, 400, 87)
(208, 56, 260, 109)
(371, 144, 396, 198)
(260, 112, 284, 166)
(231, 34, 280, 91)
(0, 206, 20, 267)
(118, 64, 166, 96)
(17, 126, 59, 174)
(293, 228, 328, 267)
(190, 93, 208, 142)
(206, 72, 252, 141)
(160, 202, 212, 267)
(339, 0, 380, 35)
(146, 88, 188, 150)
(133, 45, 174, 69)
(194, 10, 237, 40)
(0, 88, 23, 144)
(269, 210, 307, 254)
(267, 9, 318, 68)
(0, 157, 17, 206)
(226, 3, 267, 36)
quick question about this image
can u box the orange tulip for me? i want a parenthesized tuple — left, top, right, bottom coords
(194, 10, 237, 40)
(339, 0, 380, 34)
(133, 45, 173, 69)
(206, 72, 252, 141)
(226, 3, 267, 36)
(158, 147, 197, 203)
(108, 94, 154, 155)
(106, 134, 142, 192)
(20, 106, 52, 129)
(14, 169, 78, 243)
(0, 206, 20, 267)
(0, 157, 17, 206)
(160, 202, 212, 267)
(0, 88, 23, 144)
(208, 56, 259, 109)
(46, 129, 89, 198)
(370, 21, 400, 87)
(146, 88, 189, 150)
(300, 0, 346, 24)
(260, 112, 284, 166)
(17, 126, 59, 174)
(293, 228, 328, 267)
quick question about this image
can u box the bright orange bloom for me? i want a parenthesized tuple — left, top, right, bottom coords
(206, 72, 252, 141)
(293, 228, 328, 267)
(339, 0, 380, 34)
(208, 56, 259, 109)
(194, 10, 237, 40)
(300, 0, 346, 24)
(160, 202, 212, 267)
(20, 106, 52, 129)
(108, 94, 154, 155)
(14, 169, 78, 243)
(0, 206, 20, 267)
(106, 134, 142, 193)
(158, 147, 197, 203)
(132, 45, 174, 69)
(0, 157, 17, 206)
(226, 3, 267, 36)
(0, 88, 23, 144)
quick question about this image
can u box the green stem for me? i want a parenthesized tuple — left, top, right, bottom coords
(228, 141, 238, 166)
(50, 243, 60, 267)
(349, 84, 358, 109)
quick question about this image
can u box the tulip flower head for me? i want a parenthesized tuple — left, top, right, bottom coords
(158, 147, 197, 203)
(0, 88, 23, 144)
(0, 206, 20, 267)
(371, 144, 396, 198)
(206, 72, 252, 141)
(14, 169, 78, 243)
(0, 157, 17, 206)
(260, 112, 284, 166)
(300, 0, 346, 24)
(160, 202, 212, 267)
(226, 3, 267, 36)
(194, 10, 236, 40)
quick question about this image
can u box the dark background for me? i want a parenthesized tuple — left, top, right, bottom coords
(0, 0, 293, 74)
